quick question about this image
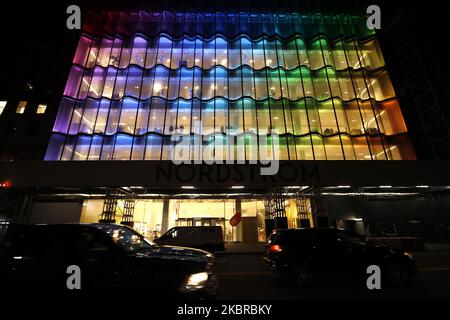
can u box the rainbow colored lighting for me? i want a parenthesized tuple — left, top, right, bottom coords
(45, 11, 416, 161)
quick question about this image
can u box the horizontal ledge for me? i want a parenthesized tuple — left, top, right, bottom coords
(1, 161, 449, 188)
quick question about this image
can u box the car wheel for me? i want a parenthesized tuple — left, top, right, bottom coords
(292, 264, 314, 286)
(386, 262, 408, 285)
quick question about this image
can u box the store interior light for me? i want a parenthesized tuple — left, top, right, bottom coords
(231, 186, 245, 189)
(181, 186, 195, 189)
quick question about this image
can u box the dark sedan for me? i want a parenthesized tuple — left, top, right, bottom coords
(0, 223, 218, 299)
(263, 228, 417, 286)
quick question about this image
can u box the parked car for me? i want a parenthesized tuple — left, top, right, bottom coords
(0, 223, 218, 299)
(263, 228, 417, 286)
(155, 226, 225, 252)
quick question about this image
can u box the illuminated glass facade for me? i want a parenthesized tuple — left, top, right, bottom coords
(45, 11, 416, 161)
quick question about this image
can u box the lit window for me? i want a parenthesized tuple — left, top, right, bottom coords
(16, 101, 27, 114)
(0, 101, 6, 116)
(36, 104, 47, 114)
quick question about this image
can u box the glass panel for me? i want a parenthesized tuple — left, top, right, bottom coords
(73, 36, 93, 67)
(255, 70, 267, 100)
(313, 69, 331, 101)
(318, 100, 338, 136)
(216, 38, 228, 68)
(113, 69, 126, 100)
(73, 136, 91, 161)
(253, 40, 265, 70)
(79, 99, 99, 134)
(118, 98, 138, 134)
(164, 101, 178, 135)
(270, 100, 286, 134)
(287, 69, 303, 100)
(53, 98, 75, 133)
(229, 101, 244, 133)
(229, 69, 242, 100)
(105, 100, 121, 135)
(119, 40, 132, 68)
(109, 37, 123, 67)
(312, 135, 326, 160)
(97, 37, 113, 67)
(131, 137, 146, 160)
(167, 69, 180, 100)
(264, 39, 277, 68)
(177, 100, 191, 133)
(113, 135, 133, 160)
(64, 66, 84, 98)
(181, 38, 195, 68)
(145, 135, 163, 160)
(324, 136, 344, 160)
(88, 136, 103, 160)
(330, 40, 348, 70)
(130, 37, 147, 67)
(257, 101, 271, 135)
(145, 38, 158, 68)
(157, 37, 172, 68)
(338, 71, 355, 101)
(125, 66, 143, 98)
(170, 39, 183, 69)
(291, 101, 309, 135)
(296, 136, 314, 160)
(94, 99, 110, 134)
(61, 136, 76, 160)
(215, 99, 228, 134)
(243, 99, 257, 134)
(341, 136, 356, 160)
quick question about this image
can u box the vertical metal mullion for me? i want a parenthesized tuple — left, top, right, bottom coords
(88, 36, 115, 160)
(130, 35, 151, 160)
(226, 12, 232, 160)
(314, 16, 346, 160)
(158, 31, 175, 160)
(111, 37, 134, 160)
(98, 36, 125, 161)
(250, 13, 260, 161)
(213, 12, 217, 159)
(142, 36, 155, 160)
(352, 37, 389, 160)
(198, 12, 207, 155)
(174, 13, 187, 134)
(189, 11, 199, 161)
(272, 15, 291, 160)
(238, 13, 247, 161)
(67, 38, 100, 160)
(331, 36, 357, 160)
(291, 20, 316, 160)
(340, 26, 373, 160)
(260, 12, 274, 163)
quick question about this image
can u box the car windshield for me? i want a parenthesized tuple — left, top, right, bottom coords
(96, 225, 155, 252)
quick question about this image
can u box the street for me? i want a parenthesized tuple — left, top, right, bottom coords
(214, 250, 450, 300)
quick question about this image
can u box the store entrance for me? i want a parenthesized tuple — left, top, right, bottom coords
(176, 217, 226, 228)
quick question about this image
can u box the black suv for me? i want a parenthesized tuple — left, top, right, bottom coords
(0, 223, 218, 299)
(263, 228, 417, 286)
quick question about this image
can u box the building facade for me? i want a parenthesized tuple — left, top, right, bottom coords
(4, 3, 450, 243)
(45, 10, 415, 162)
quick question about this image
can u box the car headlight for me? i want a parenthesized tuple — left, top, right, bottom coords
(403, 251, 413, 259)
(180, 272, 209, 291)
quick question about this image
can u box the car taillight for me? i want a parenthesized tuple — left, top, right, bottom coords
(269, 244, 283, 252)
